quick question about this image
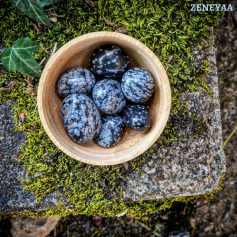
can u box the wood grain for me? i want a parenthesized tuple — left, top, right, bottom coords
(37, 32, 171, 166)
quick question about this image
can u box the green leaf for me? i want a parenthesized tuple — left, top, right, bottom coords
(39, 0, 59, 7)
(10, 0, 52, 26)
(0, 38, 41, 77)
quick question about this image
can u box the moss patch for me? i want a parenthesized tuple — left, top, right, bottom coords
(0, 0, 222, 219)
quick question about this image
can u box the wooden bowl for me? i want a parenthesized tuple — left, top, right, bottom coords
(38, 32, 171, 166)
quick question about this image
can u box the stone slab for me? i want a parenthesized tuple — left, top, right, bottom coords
(122, 31, 226, 201)
(0, 30, 225, 215)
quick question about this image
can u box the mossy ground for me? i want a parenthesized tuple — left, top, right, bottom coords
(0, 0, 223, 220)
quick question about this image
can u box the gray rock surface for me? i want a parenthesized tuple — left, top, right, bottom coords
(0, 103, 68, 215)
(122, 31, 225, 201)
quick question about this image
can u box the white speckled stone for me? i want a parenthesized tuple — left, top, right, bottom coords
(121, 67, 155, 103)
(57, 67, 96, 97)
(92, 79, 126, 114)
(96, 114, 125, 148)
(61, 94, 101, 143)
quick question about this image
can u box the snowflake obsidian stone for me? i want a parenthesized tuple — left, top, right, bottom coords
(96, 114, 125, 148)
(123, 104, 152, 133)
(57, 67, 96, 97)
(121, 67, 155, 103)
(61, 94, 101, 143)
(92, 79, 126, 114)
(89, 45, 130, 79)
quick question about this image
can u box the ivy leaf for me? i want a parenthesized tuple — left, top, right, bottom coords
(0, 38, 41, 77)
(10, 0, 52, 26)
(39, 0, 59, 7)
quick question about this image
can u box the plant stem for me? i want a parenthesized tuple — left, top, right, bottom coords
(223, 125, 237, 146)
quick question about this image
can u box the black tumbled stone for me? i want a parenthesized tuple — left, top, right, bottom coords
(89, 45, 129, 79)
(96, 114, 125, 148)
(123, 104, 152, 133)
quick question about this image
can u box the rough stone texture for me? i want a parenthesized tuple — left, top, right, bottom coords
(0, 103, 69, 215)
(0, 28, 225, 214)
(122, 30, 225, 201)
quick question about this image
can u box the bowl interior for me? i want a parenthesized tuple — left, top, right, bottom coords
(38, 32, 170, 165)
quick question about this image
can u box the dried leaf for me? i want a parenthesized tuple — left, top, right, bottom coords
(122, 162, 129, 169)
(161, 214, 168, 220)
(6, 81, 15, 91)
(168, 55, 173, 62)
(26, 87, 34, 94)
(30, 21, 42, 33)
(102, 15, 117, 27)
(18, 111, 25, 122)
(92, 215, 104, 229)
(27, 76, 33, 86)
(148, 7, 153, 11)
(49, 17, 57, 23)
(0, 154, 3, 158)
(39, 57, 47, 66)
(204, 225, 214, 232)
(51, 13, 64, 18)
(40, 43, 50, 55)
(202, 38, 208, 45)
(41, 148, 48, 158)
(115, 27, 127, 34)
(85, 0, 94, 8)
(189, 217, 196, 228)
(43, 25, 52, 30)
(37, 22, 53, 30)
(37, 23, 44, 29)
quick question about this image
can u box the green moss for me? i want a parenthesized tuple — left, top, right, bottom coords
(0, 0, 222, 219)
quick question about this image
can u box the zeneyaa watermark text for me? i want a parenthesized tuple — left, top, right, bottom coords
(191, 4, 233, 11)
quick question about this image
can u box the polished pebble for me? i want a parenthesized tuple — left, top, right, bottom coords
(96, 114, 125, 148)
(92, 79, 126, 114)
(61, 94, 101, 143)
(123, 104, 152, 133)
(121, 67, 155, 103)
(89, 44, 130, 79)
(57, 67, 96, 97)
